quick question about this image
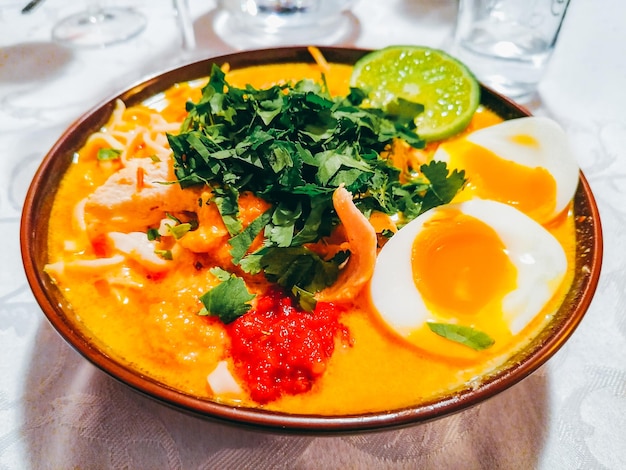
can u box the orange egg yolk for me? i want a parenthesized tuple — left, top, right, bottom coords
(443, 136, 557, 222)
(411, 209, 517, 318)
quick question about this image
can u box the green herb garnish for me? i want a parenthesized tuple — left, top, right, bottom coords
(154, 249, 173, 260)
(427, 323, 495, 351)
(167, 222, 193, 240)
(199, 268, 255, 323)
(240, 246, 349, 311)
(97, 148, 122, 161)
(167, 65, 465, 311)
(147, 228, 161, 241)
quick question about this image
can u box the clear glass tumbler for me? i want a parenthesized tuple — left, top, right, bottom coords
(452, 0, 570, 101)
(214, 0, 356, 49)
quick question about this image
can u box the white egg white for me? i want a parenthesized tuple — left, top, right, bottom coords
(369, 199, 568, 352)
(433, 116, 579, 224)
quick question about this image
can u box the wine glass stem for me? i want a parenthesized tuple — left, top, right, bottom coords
(85, 0, 102, 21)
(173, 0, 196, 50)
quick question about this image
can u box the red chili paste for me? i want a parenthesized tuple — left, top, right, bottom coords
(225, 289, 351, 404)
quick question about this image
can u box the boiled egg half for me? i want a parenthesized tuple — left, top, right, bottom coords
(433, 116, 579, 225)
(369, 199, 568, 362)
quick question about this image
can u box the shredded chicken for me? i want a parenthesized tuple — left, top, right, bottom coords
(83, 156, 198, 239)
(207, 361, 243, 396)
(44, 255, 125, 279)
(107, 232, 171, 273)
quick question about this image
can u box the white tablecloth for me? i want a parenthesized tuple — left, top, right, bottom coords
(1, 0, 625, 468)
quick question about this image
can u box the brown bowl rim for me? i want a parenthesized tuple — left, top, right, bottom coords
(20, 46, 603, 433)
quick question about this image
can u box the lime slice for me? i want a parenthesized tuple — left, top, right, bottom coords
(350, 46, 480, 141)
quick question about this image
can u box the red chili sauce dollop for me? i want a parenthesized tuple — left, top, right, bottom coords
(225, 288, 351, 404)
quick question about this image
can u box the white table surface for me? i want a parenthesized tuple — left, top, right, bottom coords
(1, 0, 625, 468)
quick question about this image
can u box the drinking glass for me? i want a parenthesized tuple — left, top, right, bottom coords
(52, 1, 147, 48)
(214, 0, 356, 49)
(452, 0, 570, 101)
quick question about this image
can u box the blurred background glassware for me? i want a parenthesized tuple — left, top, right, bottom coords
(451, 0, 570, 102)
(21, 0, 46, 14)
(214, 0, 356, 49)
(51, 0, 147, 48)
(173, 0, 196, 51)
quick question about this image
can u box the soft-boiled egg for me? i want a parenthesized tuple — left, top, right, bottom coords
(369, 199, 568, 362)
(433, 117, 579, 225)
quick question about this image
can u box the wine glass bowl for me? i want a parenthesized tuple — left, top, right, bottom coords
(51, 3, 147, 48)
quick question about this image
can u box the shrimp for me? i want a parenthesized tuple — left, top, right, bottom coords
(316, 186, 377, 302)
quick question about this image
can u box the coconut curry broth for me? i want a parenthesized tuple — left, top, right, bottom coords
(46, 62, 577, 414)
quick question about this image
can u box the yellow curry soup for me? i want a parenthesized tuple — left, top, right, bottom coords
(46, 62, 576, 414)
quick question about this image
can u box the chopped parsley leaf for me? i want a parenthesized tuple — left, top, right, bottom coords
(154, 249, 173, 260)
(168, 222, 193, 240)
(147, 228, 161, 241)
(168, 65, 466, 312)
(199, 268, 255, 323)
(427, 323, 495, 351)
(97, 148, 122, 161)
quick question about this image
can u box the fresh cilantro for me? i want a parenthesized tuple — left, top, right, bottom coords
(292, 285, 317, 313)
(212, 186, 242, 236)
(427, 323, 495, 351)
(168, 222, 193, 240)
(238, 246, 349, 311)
(209, 266, 232, 281)
(265, 200, 302, 247)
(147, 228, 161, 241)
(257, 246, 346, 293)
(199, 268, 255, 323)
(419, 160, 467, 214)
(229, 209, 272, 265)
(97, 148, 122, 161)
(168, 65, 467, 311)
(160, 213, 198, 240)
(384, 97, 425, 128)
(154, 249, 173, 260)
(166, 64, 434, 244)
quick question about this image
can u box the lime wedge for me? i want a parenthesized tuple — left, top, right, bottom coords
(350, 46, 480, 141)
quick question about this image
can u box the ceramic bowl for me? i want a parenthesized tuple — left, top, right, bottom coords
(20, 47, 603, 433)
